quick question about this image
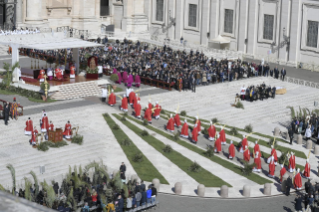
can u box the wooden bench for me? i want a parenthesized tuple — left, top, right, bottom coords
(140, 77, 173, 91)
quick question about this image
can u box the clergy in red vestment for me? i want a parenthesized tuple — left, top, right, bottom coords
(134, 101, 142, 118)
(121, 94, 128, 112)
(240, 135, 248, 152)
(180, 120, 189, 138)
(144, 105, 152, 123)
(108, 90, 116, 107)
(133, 94, 140, 109)
(279, 164, 286, 182)
(37, 69, 45, 82)
(129, 91, 135, 106)
(174, 111, 181, 127)
(25, 117, 33, 135)
(63, 121, 72, 139)
(228, 140, 235, 159)
(219, 128, 226, 145)
(48, 121, 54, 131)
(288, 152, 296, 173)
(267, 146, 278, 165)
(55, 68, 63, 80)
(294, 168, 302, 190)
(243, 146, 250, 162)
(303, 159, 311, 179)
(194, 116, 201, 135)
(254, 140, 260, 155)
(41, 114, 49, 133)
(192, 125, 198, 143)
(70, 65, 76, 79)
(153, 101, 161, 120)
(214, 134, 222, 153)
(268, 156, 276, 178)
(253, 151, 262, 173)
(208, 121, 216, 141)
(166, 114, 175, 132)
(29, 127, 38, 146)
(148, 101, 153, 111)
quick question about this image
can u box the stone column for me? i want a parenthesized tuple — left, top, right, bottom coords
(278, 0, 290, 63)
(237, 0, 248, 52)
(200, 0, 209, 46)
(16, 0, 23, 26)
(287, 0, 301, 66)
(72, 48, 80, 75)
(11, 44, 19, 66)
(246, 0, 258, 56)
(25, 0, 43, 22)
(122, 0, 148, 33)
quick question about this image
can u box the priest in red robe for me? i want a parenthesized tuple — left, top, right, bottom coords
(194, 116, 201, 134)
(133, 94, 140, 109)
(144, 104, 152, 124)
(174, 111, 181, 127)
(38, 69, 45, 82)
(267, 146, 278, 165)
(48, 121, 54, 131)
(254, 140, 260, 155)
(279, 164, 286, 183)
(303, 159, 311, 179)
(129, 90, 135, 106)
(108, 90, 116, 106)
(208, 121, 216, 141)
(55, 68, 63, 80)
(148, 100, 153, 110)
(253, 151, 262, 173)
(214, 134, 222, 153)
(239, 135, 248, 153)
(268, 156, 276, 178)
(120, 94, 128, 112)
(192, 125, 198, 143)
(29, 127, 38, 146)
(243, 146, 250, 162)
(180, 119, 189, 138)
(63, 121, 72, 139)
(294, 168, 302, 190)
(288, 152, 296, 173)
(134, 101, 141, 119)
(228, 140, 235, 159)
(70, 65, 76, 79)
(219, 128, 226, 145)
(41, 114, 49, 133)
(153, 101, 161, 120)
(166, 114, 175, 132)
(25, 117, 33, 135)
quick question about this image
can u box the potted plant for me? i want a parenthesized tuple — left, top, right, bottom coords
(86, 67, 99, 79)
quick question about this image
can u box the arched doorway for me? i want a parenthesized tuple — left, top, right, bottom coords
(0, 4, 4, 30)
(100, 0, 109, 16)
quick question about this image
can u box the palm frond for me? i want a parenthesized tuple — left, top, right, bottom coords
(30, 171, 39, 196)
(6, 164, 16, 193)
(24, 178, 33, 201)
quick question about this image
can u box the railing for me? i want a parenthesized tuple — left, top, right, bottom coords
(285, 76, 319, 89)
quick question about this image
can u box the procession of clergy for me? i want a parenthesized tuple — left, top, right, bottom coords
(24, 110, 73, 146)
(105, 87, 309, 191)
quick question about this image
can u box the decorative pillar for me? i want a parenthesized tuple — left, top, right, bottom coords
(25, 0, 43, 22)
(122, 0, 148, 33)
(72, 48, 80, 75)
(16, 0, 23, 26)
(5, 2, 15, 26)
(11, 44, 19, 66)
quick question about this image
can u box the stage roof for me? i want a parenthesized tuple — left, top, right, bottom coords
(0, 32, 103, 50)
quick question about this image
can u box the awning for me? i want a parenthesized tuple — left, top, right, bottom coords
(0, 32, 103, 50)
(210, 35, 230, 44)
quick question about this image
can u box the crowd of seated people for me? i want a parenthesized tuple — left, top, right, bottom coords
(239, 83, 277, 102)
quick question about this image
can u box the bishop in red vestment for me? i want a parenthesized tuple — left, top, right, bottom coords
(228, 140, 235, 159)
(148, 101, 153, 110)
(192, 125, 198, 143)
(25, 117, 33, 135)
(254, 141, 260, 154)
(279, 164, 286, 182)
(144, 105, 152, 123)
(41, 114, 49, 132)
(253, 151, 262, 172)
(240, 135, 248, 152)
(243, 146, 250, 162)
(208, 122, 216, 141)
(180, 120, 189, 138)
(134, 101, 141, 118)
(166, 114, 175, 132)
(48, 121, 54, 131)
(294, 169, 302, 190)
(267, 146, 278, 165)
(108, 90, 116, 106)
(133, 94, 140, 109)
(63, 121, 72, 139)
(153, 101, 161, 120)
(174, 112, 181, 127)
(268, 156, 276, 178)
(288, 152, 296, 172)
(214, 134, 222, 153)
(195, 116, 201, 134)
(38, 69, 45, 82)
(121, 94, 128, 112)
(219, 128, 226, 145)
(29, 127, 38, 146)
(303, 159, 311, 179)
(129, 91, 135, 106)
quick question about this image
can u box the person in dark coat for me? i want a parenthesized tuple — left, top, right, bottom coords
(295, 195, 303, 212)
(288, 127, 294, 145)
(119, 162, 126, 180)
(286, 175, 293, 196)
(4, 103, 10, 125)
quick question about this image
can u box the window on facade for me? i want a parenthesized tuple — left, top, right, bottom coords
(100, 0, 109, 16)
(156, 0, 164, 22)
(224, 9, 234, 34)
(263, 15, 274, 40)
(307, 21, 318, 48)
(188, 4, 197, 27)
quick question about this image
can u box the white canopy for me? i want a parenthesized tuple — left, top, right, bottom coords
(0, 32, 103, 50)
(211, 35, 230, 44)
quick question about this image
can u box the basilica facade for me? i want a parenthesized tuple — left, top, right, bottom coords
(3, 0, 319, 67)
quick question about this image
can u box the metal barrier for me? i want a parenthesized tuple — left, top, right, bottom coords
(285, 76, 319, 89)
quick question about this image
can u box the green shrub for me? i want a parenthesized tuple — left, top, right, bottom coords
(212, 118, 218, 124)
(121, 138, 132, 146)
(203, 146, 214, 157)
(112, 124, 120, 130)
(172, 131, 180, 141)
(160, 110, 165, 114)
(132, 153, 144, 163)
(143, 119, 148, 126)
(278, 151, 289, 166)
(110, 74, 119, 82)
(201, 128, 208, 135)
(230, 128, 238, 136)
(40, 82, 50, 92)
(46, 141, 68, 148)
(235, 101, 244, 109)
(163, 145, 173, 153)
(188, 161, 202, 173)
(71, 135, 83, 145)
(180, 111, 187, 116)
(140, 130, 149, 136)
(241, 161, 255, 176)
(37, 142, 49, 152)
(244, 124, 253, 133)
